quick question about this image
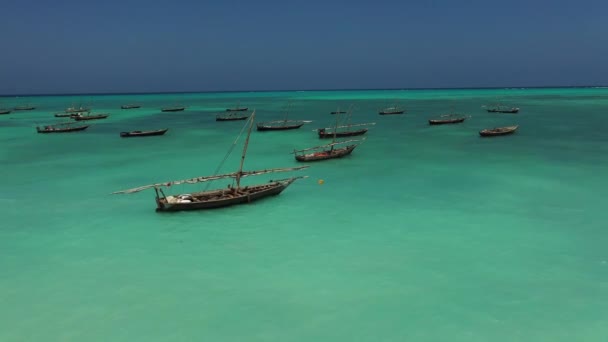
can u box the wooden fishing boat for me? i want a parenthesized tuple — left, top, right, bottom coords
(330, 110, 346, 114)
(161, 106, 185, 112)
(293, 140, 361, 162)
(226, 101, 248, 112)
(257, 120, 305, 131)
(0, 109, 11, 115)
(479, 125, 518, 137)
(216, 112, 249, 121)
(379, 108, 405, 115)
(318, 127, 368, 138)
(55, 111, 88, 117)
(120, 128, 168, 137)
(379, 102, 405, 115)
(317, 106, 374, 138)
(256, 101, 307, 131)
(112, 111, 309, 212)
(295, 108, 365, 162)
(65, 105, 90, 113)
(485, 104, 519, 113)
(121, 104, 141, 109)
(14, 104, 36, 111)
(72, 113, 109, 121)
(429, 114, 468, 125)
(36, 122, 89, 133)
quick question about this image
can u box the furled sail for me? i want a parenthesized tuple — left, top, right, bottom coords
(112, 166, 309, 194)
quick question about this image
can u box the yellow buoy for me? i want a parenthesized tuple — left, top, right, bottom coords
(318, 179, 324, 185)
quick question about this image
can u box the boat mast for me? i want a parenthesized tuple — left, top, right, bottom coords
(236, 111, 255, 188)
(331, 107, 339, 149)
(283, 100, 291, 122)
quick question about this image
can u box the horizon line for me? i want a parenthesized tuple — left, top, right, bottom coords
(1, 84, 607, 98)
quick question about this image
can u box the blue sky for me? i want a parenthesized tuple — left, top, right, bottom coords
(1, 0, 607, 94)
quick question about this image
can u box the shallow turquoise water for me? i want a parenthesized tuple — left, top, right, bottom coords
(1, 88, 607, 341)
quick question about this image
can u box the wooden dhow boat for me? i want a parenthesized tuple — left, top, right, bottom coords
(379, 102, 405, 115)
(317, 107, 374, 138)
(65, 105, 91, 113)
(293, 139, 364, 162)
(121, 104, 141, 109)
(257, 101, 308, 131)
(120, 128, 168, 137)
(295, 114, 365, 162)
(226, 101, 248, 112)
(485, 104, 519, 113)
(55, 110, 89, 117)
(112, 112, 309, 212)
(216, 112, 250, 121)
(14, 104, 36, 111)
(72, 113, 109, 121)
(161, 106, 186, 112)
(479, 125, 518, 137)
(36, 122, 89, 133)
(429, 114, 469, 125)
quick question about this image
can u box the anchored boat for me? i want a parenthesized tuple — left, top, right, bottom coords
(112, 111, 309, 212)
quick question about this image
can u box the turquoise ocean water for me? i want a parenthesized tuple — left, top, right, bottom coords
(1, 88, 607, 341)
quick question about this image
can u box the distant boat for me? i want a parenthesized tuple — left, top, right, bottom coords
(65, 105, 90, 113)
(379, 105, 405, 115)
(485, 104, 519, 113)
(72, 113, 109, 121)
(479, 125, 518, 137)
(379, 108, 405, 115)
(257, 101, 307, 131)
(293, 139, 363, 162)
(120, 128, 168, 138)
(226, 101, 248, 112)
(330, 110, 346, 115)
(216, 112, 249, 121)
(294, 109, 365, 162)
(111, 111, 309, 212)
(55, 112, 87, 118)
(0, 109, 11, 115)
(36, 122, 89, 134)
(121, 104, 141, 109)
(14, 104, 36, 111)
(429, 113, 468, 125)
(161, 106, 185, 112)
(317, 106, 374, 138)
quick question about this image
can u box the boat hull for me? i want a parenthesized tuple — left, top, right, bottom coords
(14, 107, 35, 111)
(217, 116, 249, 121)
(379, 111, 404, 115)
(479, 126, 518, 137)
(0, 110, 11, 115)
(161, 108, 185, 112)
(429, 118, 466, 125)
(257, 123, 304, 131)
(37, 125, 89, 133)
(318, 128, 367, 138)
(155, 180, 295, 212)
(295, 145, 356, 162)
(487, 109, 519, 113)
(226, 108, 248, 112)
(121, 105, 141, 109)
(120, 129, 168, 137)
(73, 115, 109, 121)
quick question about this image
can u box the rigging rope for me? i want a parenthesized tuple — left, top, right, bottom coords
(203, 116, 252, 191)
